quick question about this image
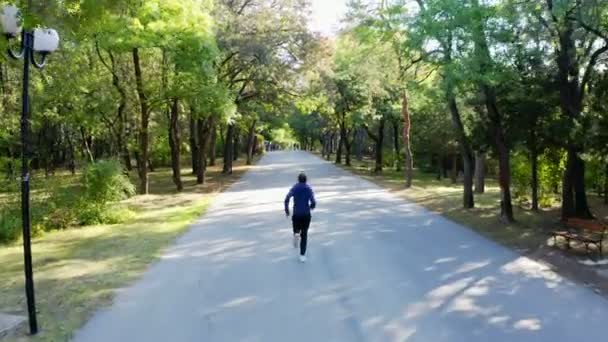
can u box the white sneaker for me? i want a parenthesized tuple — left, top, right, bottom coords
(293, 234, 299, 249)
(299, 255, 307, 263)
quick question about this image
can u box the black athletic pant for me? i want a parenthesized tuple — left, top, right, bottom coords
(292, 214, 311, 256)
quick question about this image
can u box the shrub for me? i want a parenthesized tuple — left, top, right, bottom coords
(0, 204, 21, 243)
(0, 161, 135, 244)
(584, 156, 605, 195)
(75, 203, 134, 226)
(539, 195, 556, 208)
(74, 160, 135, 225)
(150, 134, 171, 167)
(82, 160, 135, 204)
(511, 152, 531, 200)
(538, 149, 566, 195)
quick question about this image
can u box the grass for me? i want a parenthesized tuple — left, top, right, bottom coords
(333, 155, 608, 255)
(0, 157, 257, 341)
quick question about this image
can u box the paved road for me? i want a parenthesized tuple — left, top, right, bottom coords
(74, 152, 608, 342)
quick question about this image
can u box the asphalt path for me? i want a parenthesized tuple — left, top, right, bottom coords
(73, 151, 608, 342)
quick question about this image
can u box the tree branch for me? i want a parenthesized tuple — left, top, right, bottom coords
(581, 44, 608, 97)
(362, 124, 379, 142)
(95, 38, 118, 79)
(576, 16, 608, 41)
(237, 0, 254, 15)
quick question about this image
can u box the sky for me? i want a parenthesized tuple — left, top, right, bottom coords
(308, 0, 348, 37)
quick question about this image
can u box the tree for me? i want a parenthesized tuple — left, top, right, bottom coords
(407, 0, 477, 208)
(536, 0, 608, 219)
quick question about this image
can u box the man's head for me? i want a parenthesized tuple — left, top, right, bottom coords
(298, 172, 307, 183)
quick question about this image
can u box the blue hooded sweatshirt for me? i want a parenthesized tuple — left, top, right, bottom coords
(284, 183, 316, 217)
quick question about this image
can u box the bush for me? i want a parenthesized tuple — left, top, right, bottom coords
(538, 149, 566, 195)
(0, 160, 136, 244)
(0, 204, 21, 243)
(75, 160, 135, 226)
(255, 134, 266, 154)
(510, 149, 565, 208)
(82, 160, 135, 204)
(511, 152, 531, 200)
(584, 156, 605, 195)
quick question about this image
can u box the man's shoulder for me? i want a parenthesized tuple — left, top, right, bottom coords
(292, 183, 311, 192)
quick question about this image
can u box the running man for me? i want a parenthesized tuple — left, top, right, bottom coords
(284, 173, 316, 262)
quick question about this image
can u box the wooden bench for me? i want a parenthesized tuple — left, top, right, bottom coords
(551, 218, 607, 257)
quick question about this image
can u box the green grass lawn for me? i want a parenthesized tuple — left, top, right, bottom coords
(335, 156, 608, 255)
(0, 158, 256, 341)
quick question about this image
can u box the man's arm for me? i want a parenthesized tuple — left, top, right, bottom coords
(284, 187, 294, 216)
(309, 187, 316, 210)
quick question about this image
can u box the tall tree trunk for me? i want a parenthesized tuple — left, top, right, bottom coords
(322, 133, 329, 159)
(365, 119, 385, 173)
(168, 98, 183, 192)
(190, 110, 199, 175)
(401, 91, 413, 188)
(96, 44, 131, 171)
(202, 117, 214, 183)
(392, 119, 401, 171)
(469, 4, 510, 219)
(132, 48, 150, 195)
(451, 154, 458, 184)
(233, 127, 240, 161)
(604, 163, 608, 205)
(355, 128, 364, 161)
(196, 117, 213, 184)
(484, 86, 514, 222)
(333, 132, 339, 154)
(254, 135, 260, 155)
(246, 120, 257, 165)
(119, 137, 132, 172)
(446, 85, 475, 208)
(113, 58, 130, 172)
(531, 148, 539, 211)
(65, 133, 76, 175)
(223, 124, 234, 174)
(209, 125, 217, 166)
(529, 125, 539, 211)
(436, 153, 443, 181)
(327, 131, 336, 160)
(80, 127, 94, 163)
(328, 135, 331, 153)
(344, 129, 353, 167)
(553, 12, 593, 219)
(378, 119, 385, 171)
(326, 135, 330, 157)
(336, 121, 345, 164)
(374, 120, 385, 173)
(320, 136, 325, 156)
(474, 152, 485, 194)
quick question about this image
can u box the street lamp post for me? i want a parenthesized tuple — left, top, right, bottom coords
(0, 5, 59, 335)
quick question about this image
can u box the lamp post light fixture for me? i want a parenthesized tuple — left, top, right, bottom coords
(1, 4, 59, 335)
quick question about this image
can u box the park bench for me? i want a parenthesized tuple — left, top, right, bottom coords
(551, 218, 607, 257)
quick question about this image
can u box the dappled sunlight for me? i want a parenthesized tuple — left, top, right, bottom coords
(487, 315, 510, 327)
(436, 257, 458, 264)
(513, 318, 542, 331)
(441, 260, 493, 280)
(220, 296, 259, 309)
(501, 257, 563, 289)
(445, 277, 500, 318)
(162, 238, 259, 263)
(383, 321, 417, 341)
(36, 257, 123, 281)
(405, 277, 475, 319)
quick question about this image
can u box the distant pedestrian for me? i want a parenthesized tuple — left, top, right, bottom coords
(284, 172, 316, 262)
